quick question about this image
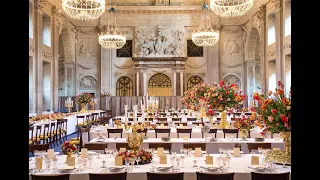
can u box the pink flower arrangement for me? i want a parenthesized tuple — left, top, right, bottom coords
(61, 141, 78, 154)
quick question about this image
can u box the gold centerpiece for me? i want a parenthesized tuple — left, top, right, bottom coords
(75, 92, 92, 113)
(125, 123, 147, 152)
(220, 111, 228, 129)
(266, 132, 291, 164)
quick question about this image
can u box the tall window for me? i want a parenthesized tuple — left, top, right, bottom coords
(29, 2, 33, 38)
(116, 77, 133, 96)
(268, 14, 276, 45)
(187, 75, 203, 90)
(268, 61, 276, 91)
(42, 15, 51, 47)
(148, 73, 171, 88)
(285, 1, 291, 36)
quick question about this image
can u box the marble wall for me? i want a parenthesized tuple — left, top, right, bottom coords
(43, 61, 51, 111)
(29, 57, 33, 113)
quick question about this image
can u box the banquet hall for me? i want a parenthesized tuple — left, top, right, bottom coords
(29, 0, 291, 180)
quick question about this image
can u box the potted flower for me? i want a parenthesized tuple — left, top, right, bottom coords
(117, 149, 152, 165)
(234, 114, 255, 140)
(61, 141, 78, 163)
(75, 92, 93, 113)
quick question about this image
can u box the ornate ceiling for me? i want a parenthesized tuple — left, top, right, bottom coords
(53, 0, 270, 26)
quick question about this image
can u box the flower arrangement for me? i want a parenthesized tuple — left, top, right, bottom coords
(61, 141, 78, 155)
(252, 81, 291, 135)
(75, 92, 92, 105)
(29, 113, 67, 122)
(117, 149, 152, 165)
(101, 90, 111, 97)
(234, 115, 255, 130)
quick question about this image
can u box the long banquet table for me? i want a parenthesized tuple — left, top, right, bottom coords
(87, 138, 284, 154)
(29, 153, 291, 180)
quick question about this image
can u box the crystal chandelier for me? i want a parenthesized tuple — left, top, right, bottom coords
(62, 0, 105, 21)
(192, 4, 219, 47)
(98, 7, 126, 49)
(210, 0, 253, 18)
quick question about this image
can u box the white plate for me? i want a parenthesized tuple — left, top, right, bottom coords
(154, 164, 173, 170)
(248, 165, 268, 171)
(96, 139, 105, 142)
(201, 165, 221, 171)
(58, 166, 75, 172)
(109, 166, 125, 171)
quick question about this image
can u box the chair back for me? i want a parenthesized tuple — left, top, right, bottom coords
(147, 172, 184, 180)
(107, 128, 124, 138)
(29, 126, 34, 143)
(155, 128, 171, 138)
(156, 122, 168, 126)
(183, 143, 206, 151)
(89, 172, 127, 180)
(35, 125, 42, 144)
(202, 129, 218, 138)
(196, 172, 235, 180)
(116, 143, 132, 151)
(187, 118, 197, 122)
(149, 143, 172, 152)
(172, 117, 181, 122)
(247, 143, 272, 153)
(84, 143, 108, 151)
(223, 129, 239, 138)
(176, 128, 192, 138)
(30, 143, 50, 153)
(251, 172, 290, 180)
(193, 122, 204, 126)
(158, 117, 167, 122)
(31, 174, 70, 180)
(76, 115, 86, 126)
(137, 128, 148, 136)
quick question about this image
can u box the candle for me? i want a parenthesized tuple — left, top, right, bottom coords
(124, 105, 128, 124)
(141, 105, 145, 123)
(133, 105, 138, 124)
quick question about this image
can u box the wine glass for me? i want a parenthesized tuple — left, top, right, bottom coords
(282, 160, 287, 168)
(52, 156, 58, 172)
(219, 148, 223, 157)
(180, 155, 185, 168)
(44, 158, 51, 171)
(258, 147, 263, 156)
(180, 147, 184, 155)
(105, 148, 109, 158)
(135, 156, 140, 168)
(125, 157, 130, 170)
(76, 157, 82, 172)
(175, 158, 180, 171)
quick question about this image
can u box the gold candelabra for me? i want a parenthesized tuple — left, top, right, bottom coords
(67, 104, 73, 113)
(124, 122, 148, 152)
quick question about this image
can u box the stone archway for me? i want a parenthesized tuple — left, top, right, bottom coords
(245, 28, 261, 105)
(148, 73, 172, 96)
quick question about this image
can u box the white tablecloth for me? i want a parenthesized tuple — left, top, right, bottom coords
(87, 138, 284, 154)
(29, 154, 290, 180)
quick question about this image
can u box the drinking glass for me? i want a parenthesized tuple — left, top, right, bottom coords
(125, 157, 130, 170)
(82, 157, 87, 170)
(105, 148, 109, 158)
(175, 158, 180, 171)
(180, 155, 185, 168)
(219, 148, 223, 157)
(282, 160, 287, 168)
(44, 158, 51, 171)
(170, 156, 176, 167)
(258, 148, 263, 156)
(76, 157, 82, 172)
(180, 148, 184, 155)
(88, 155, 93, 169)
(135, 156, 140, 168)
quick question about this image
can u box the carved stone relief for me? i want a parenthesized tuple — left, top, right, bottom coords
(51, 6, 64, 34)
(265, 50, 276, 58)
(222, 39, 241, 56)
(223, 74, 241, 88)
(77, 39, 98, 69)
(29, 44, 35, 53)
(34, 0, 46, 10)
(80, 76, 97, 90)
(220, 62, 242, 68)
(283, 43, 291, 50)
(133, 26, 185, 57)
(155, 0, 170, 6)
(66, 68, 72, 96)
(43, 51, 53, 58)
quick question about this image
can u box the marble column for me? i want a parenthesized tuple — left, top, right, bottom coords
(180, 72, 184, 96)
(173, 70, 176, 96)
(260, 5, 267, 94)
(34, 1, 44, 114)
(206, 42, 220, 84)
(101, 48, 112, 94)
(63, 62, 76, 96)
(143, 70, 147, 96)
(246, 61, 256, 105)
(136, 70, 140, 96)
(275, 0, 284, 86)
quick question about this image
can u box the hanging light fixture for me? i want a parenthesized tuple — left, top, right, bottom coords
(192, 3, 219, 47)
(210, 0, 253, 18)
(98, 5, 126, 49)
(62, 0, 105, 21)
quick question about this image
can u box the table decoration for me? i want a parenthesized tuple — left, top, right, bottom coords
(75, 92, 93, 113)
(61, 141, 78, 164)
(118, 149, 152, 165)
(252, 81, 291, 164)
(235, 115, 255, 140)
(65, 97, 73, 113)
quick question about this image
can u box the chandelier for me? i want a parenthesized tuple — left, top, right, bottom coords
(192, 4, 219, 47)
(62, 0, 105, 21)
(210, 0, 253, 18)
(98, 7, 126, 49)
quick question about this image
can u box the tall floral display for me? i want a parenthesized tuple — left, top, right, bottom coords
(252, 81, 291, 164)
(75, 92, 93, 113)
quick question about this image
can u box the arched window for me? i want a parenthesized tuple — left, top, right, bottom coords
(187, 75, 203, 90)
(116, 76, 133, 96)
(148, 73, 171, 87)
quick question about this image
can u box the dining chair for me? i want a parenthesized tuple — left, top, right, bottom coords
(147, 172, 184, 180)
(40, 123, 50, 144)
(33, 125, 42, 145)
(172, 117, 181, 122)
(247, 143, 272, 153)
(183, 143, 206, 151)
(202, 129, 217, 138)
(187, 118, 197, 122)
(107, 128, 124, 138)
(156, 122, 169, 126)
(196, 172, 235, 180)
(149, 143, 172, 153)
(155, 128, 171, 138)
(222, 129, 239, 138)
(31, 174, 70, 180)
(30, 144, 50, 155)
(116, 143, 132, 151)
(89, 172, 127, 180)
(176, 128, 192, 138)
(251, 172, 290, 180)
(137, 128, 148, 136)
(29, 126, 34, 145)
(84, 143, 108, 151)
(62, 118, 68, 141)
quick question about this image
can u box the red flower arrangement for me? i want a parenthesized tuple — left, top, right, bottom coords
(117, 149, 152, 165)
(29, 113, 67, 122)
(234, 115, 255, 131)
(75, 92, 92, 105)
(61, 141, 78, 154)
(252, 81, 291, 135)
